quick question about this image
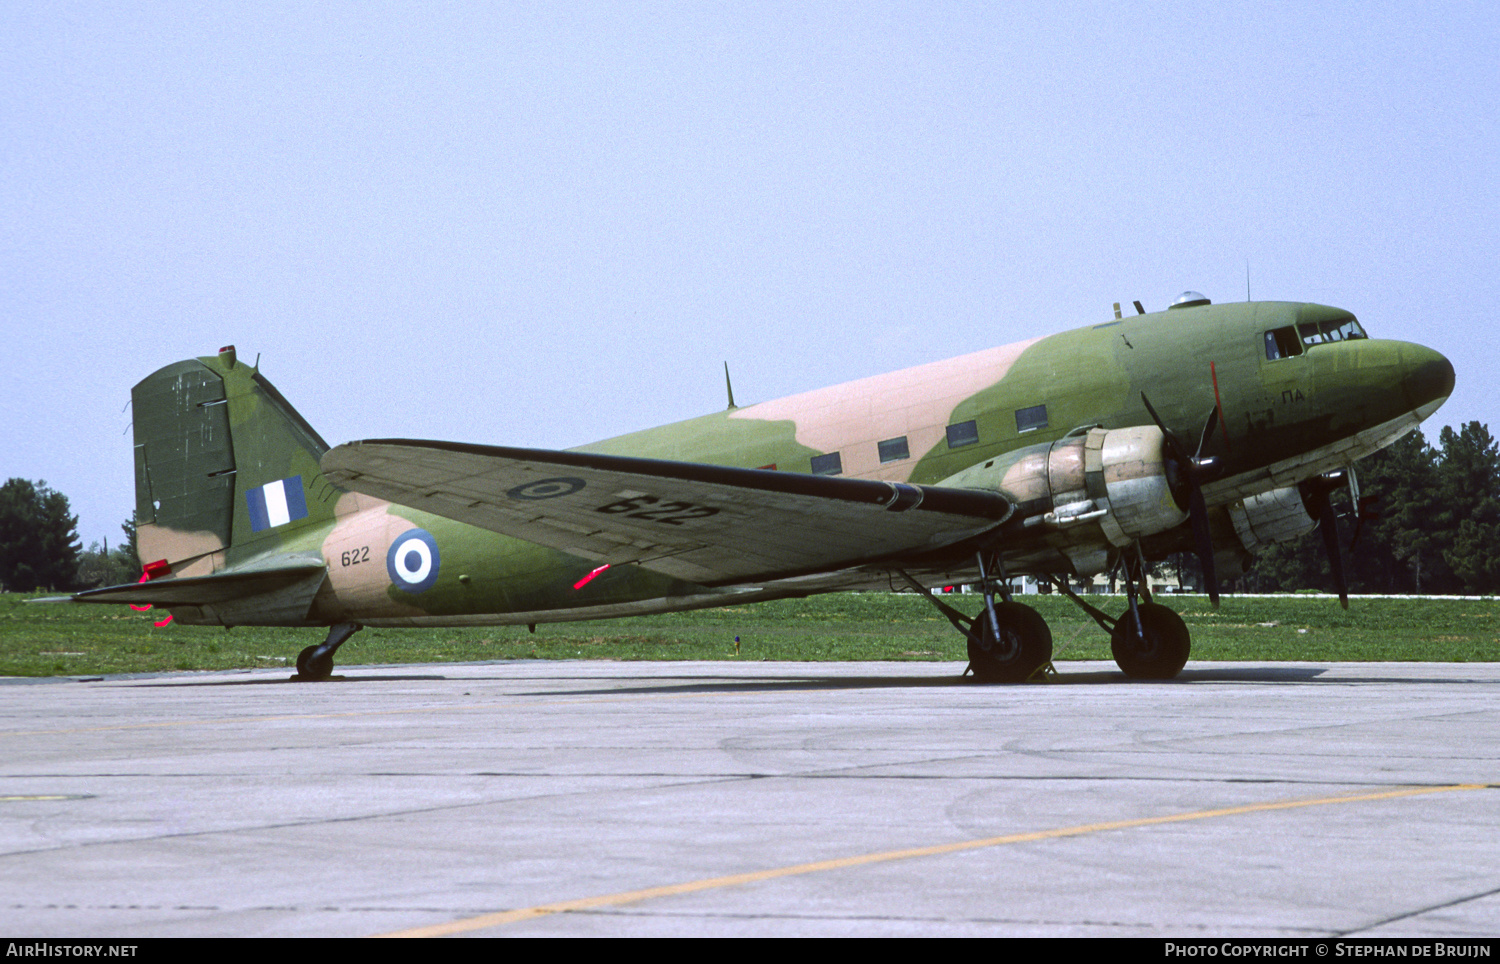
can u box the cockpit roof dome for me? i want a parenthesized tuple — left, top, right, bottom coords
(1169, 291, 1211, 309)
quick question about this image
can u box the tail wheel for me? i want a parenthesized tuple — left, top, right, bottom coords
(295, 645, 334, 681)
(293, 623, 360, 681)
(1111, 602, 1190, 679)
(967, 602, 1053, 683)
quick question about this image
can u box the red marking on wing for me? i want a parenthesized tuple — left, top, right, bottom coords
(572, 564, 611, 590)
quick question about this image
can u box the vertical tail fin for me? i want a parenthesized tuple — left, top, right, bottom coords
(132, 346, 338, 576)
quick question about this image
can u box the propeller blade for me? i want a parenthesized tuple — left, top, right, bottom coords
(1303, 478, 1350, 609)
(1348, 495, 1380, 551)
(1140, 392, 1188, 464)
(1142, 391, 1223, 607)
(1187, 484, 1220, 608)
(1195, 405, 1220, 460)
(1318, 497, 1349, 609)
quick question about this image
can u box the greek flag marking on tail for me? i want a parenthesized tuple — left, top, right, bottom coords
(246, 476, 309, 532)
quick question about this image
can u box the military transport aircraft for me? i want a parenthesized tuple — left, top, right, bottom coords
(53, 292, 1453, 682)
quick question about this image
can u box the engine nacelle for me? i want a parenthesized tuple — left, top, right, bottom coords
(940, 425, 1186, 575)
(1226, 485, 1317, 553)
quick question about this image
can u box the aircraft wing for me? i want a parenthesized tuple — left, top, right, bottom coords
(322, 440, 1011, 585)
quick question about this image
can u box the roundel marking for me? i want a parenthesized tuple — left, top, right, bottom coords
(387, 528, 441, 593)
(507, 477, 586, 501)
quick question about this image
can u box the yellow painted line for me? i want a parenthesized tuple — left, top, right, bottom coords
(376, 783, 1491, 938)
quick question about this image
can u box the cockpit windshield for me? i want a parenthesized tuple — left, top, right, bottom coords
(1297, 317, 1366, 346)
(1264, 317, 1367, 360)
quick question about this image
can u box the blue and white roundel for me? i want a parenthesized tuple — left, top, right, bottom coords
(387, 528, 441, 593)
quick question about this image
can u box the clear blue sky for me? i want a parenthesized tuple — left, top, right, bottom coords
(4, 2, 1496, 550)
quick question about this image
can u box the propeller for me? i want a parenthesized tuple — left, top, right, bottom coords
(1141, 393, 1224, 607)
(1347, 494, 1380, 551)
(1300, 473, 1350, 609)
(1342, 463, 1380, 551)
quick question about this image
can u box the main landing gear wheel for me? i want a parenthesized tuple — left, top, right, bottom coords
(1111, 602, 1190, 680)
(967, 602, 1053, 683)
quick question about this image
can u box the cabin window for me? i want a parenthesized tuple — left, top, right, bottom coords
(1015, 404, 1048, 433)
(1264, 327, 1303, 360)
(878, 437, 910, 463)
(946, 420, 979, 448)
(810, 452, 843, 476)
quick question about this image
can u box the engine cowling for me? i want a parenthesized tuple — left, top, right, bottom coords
(940, 425, 1187, 575)
(1226, 486, 1317, 553)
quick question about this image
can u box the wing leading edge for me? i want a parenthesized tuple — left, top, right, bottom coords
(322, 440, 1011, 586)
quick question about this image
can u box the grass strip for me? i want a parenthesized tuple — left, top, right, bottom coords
(2, 592, 1496, 677)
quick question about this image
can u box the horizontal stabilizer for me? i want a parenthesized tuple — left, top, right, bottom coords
(323, 439, 1011, 585)
(39, 560, 327, 607)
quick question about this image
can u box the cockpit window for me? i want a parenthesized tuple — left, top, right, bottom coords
(1265, 327, 1303, 360)
(1265, 317, 1367, 359)
(1297, 317, 1367, 347)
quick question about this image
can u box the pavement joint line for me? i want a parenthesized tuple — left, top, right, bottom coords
(0, 690, 719, 737)
(0, 677, 982, 738)
(1340, 880, 1500, 936)
(372, 782, 1492, 938)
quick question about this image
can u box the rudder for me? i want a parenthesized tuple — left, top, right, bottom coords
(133, 346, 338, 577)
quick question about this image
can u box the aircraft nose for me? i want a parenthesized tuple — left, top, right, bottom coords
(1401, 343, 1455, 417)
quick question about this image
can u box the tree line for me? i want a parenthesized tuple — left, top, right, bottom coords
(0, 479, 135, 593)
(3, 421, 1498, 595)
(1230, 421, 1500, 596)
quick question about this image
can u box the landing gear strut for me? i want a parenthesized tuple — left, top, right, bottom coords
(1110, 603, 1190, 679)
(1045, 545, 1192, 680)
(295, 622, 362, 681)
(967, 601, 1053, 682)
(896, 552, 1053, 684)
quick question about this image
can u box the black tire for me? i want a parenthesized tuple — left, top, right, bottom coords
(967, 601, 1053, 683)
(1110, 602, 1191, 679)
(295, 645, 334, 681)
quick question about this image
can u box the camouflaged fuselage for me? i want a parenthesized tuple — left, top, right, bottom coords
(130, 301, 1452, 628)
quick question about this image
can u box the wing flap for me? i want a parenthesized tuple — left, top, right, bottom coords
(323, 440, 1011, 585)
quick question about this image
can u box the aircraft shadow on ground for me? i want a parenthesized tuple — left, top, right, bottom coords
(128, 672, 450, 687)
(503, 664, 1337, 697)
(123, 662, 1498, 693)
